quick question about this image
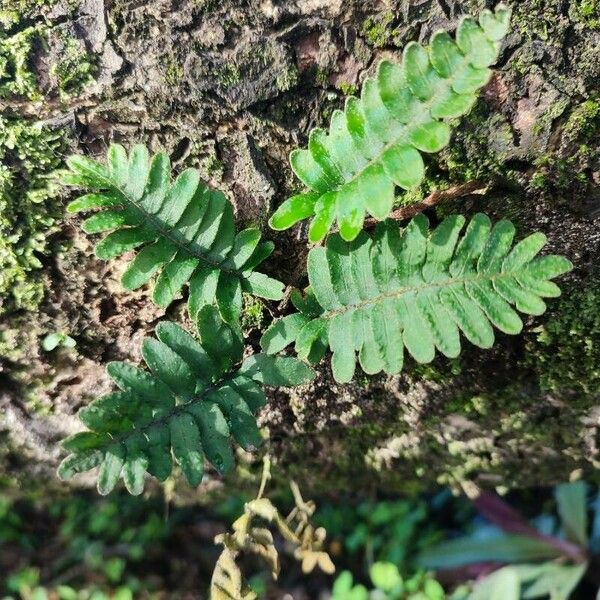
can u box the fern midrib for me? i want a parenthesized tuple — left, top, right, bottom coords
(319, 268, 519, 319)
(106, 367, 241, 450)
(313, 51, 489, 198)
(99, 173, 245, 277)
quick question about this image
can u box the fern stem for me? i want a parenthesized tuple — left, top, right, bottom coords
(319, 269, 523, 320)
(108, 368, 240, 447)
(256, 454, 271, 500)
(81, 162, 244, 276)
(330, 180, 487, 235)
(113, 187, 243, 276)
(369, 180, 486, 226)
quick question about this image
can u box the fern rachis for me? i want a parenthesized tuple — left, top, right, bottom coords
(58, 305, 315, 495)
(64, 144, 284, 325)
(269, 5, 512, 242)
(261, 214, 572, 383)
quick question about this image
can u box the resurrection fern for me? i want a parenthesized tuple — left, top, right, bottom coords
(57, 305, 315, 495)
(261, 214, 572, 383)
(64, 144, 284, 325)
(269, 5, 511, 242)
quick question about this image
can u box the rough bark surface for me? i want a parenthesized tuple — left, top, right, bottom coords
(1, 0, 599, 497)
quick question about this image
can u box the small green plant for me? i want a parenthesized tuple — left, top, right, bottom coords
(269, 5, 511, 242)
(5, 566, 136, 600)
(1, 491, 177, 599)
(58, 306, 314, 495)
(63, 144, 285, 326)
(420, 482, 600, 599)
(6, 566, 42, 599)
(332, 563, 444, 600)
(316, 497, 436, 569)
(240, 293, 264, 331)
(361, 12, 396, 48)
(41, 331, 76, 351)
(261, 215, 571, 383)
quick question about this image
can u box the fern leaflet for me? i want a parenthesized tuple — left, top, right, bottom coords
(64, 144, 284, 325)
(269, 5, 511, 242)
(58, 305, 315, 495)
(261, 214, 572, 383)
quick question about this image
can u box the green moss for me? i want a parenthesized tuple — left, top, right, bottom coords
(563, 99, 600, 143)
(531, 97, 569, 136)
(530, 172, 547, 190)
(0, 115, 68, 315)
(0, 26, 42, 100)
(191, 0, 219, 11)
(262, 96, 305, 128)
(361, 11, 395, 48)
(276, 345, 600, 493)
(511, 0, 563, 43)
(24, 389, 53, 415)
(531, 142, 596, 197)
(444, 107, 511, 182)
(50, 34, 96, 99)
(240, 293, 264, 332)
(204, 154, 223, 176)
(162, 55, 184, 86)
(526, 275, 600, 396)
(571, 0, 600, 28)
(410, 358, 462, 383)
(192, 147, 223, 181)
(510, 55, 531, 76)
(315, 67, 330, 87)
(275, 65, 299, 92)
(215, 63, 241, 88)
(0, 325, 29, 362)
(0, 0, 55, 28)
(337, 81, 358, 96)
(374, 383, 595, 489)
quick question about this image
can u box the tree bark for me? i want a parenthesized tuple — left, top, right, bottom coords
(1, 0, 599, 497)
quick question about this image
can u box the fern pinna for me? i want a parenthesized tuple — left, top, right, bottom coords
(269, 5, 511, 242)
(58, 306, 315, 495)
(261, 214, 572, 383)
(64, 144, 284, 325)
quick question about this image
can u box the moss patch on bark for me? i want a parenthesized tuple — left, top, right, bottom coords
(0, 116, 68, 315)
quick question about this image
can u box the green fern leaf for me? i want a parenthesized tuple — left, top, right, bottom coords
(269, 5, 511, 242)
(57, 305, 315, 495)
(261, 214, 572, 383)
(64, 144, 284, 325)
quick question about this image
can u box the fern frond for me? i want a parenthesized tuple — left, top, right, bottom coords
(64, 144, 284, 325)
(58, 305, 315, 495)
(269, 5, 511, 242)
(261, 214, 572, 383)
